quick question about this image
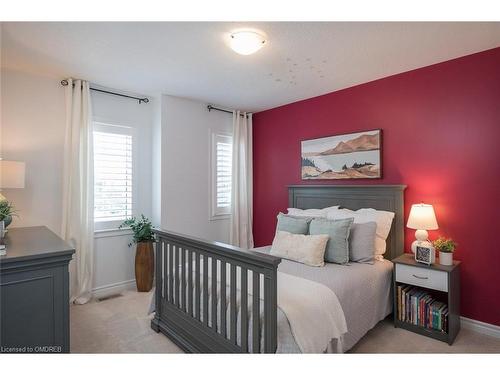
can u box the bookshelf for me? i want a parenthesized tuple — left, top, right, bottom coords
(393, 253, 461, 345)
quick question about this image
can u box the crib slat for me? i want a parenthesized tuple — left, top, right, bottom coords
(162, 241, 167, 301)
(230, 264, 237, 345)
(203, 255, 209, 325)
(263, 274, 277, 353)
(187, 249, 193, 316)
(252, 271, 260, 353)
(211, 257, 218, 331)
(181, 247, 186, 311)
(174, 245, 180, 307)
(220, 260, 227, 338)
(240, 267, 248, 352)
(168, 243, 174, 303)
(155, 239, 162, 310)
(195, 252, 201, 320)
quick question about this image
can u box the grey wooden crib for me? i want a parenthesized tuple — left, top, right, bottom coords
(151, 229, 282, 353)
(151, 185, 406, 353)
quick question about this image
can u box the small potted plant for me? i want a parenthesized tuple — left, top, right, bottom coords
(120, 215, 156, 292)
(0, 199, 18, 228)
(433, 237, 457, 266)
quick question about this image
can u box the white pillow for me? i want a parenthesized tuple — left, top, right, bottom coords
(287, 206, 339, 218)
(326, 208, 395, 256)
(270, 231, 329, 267)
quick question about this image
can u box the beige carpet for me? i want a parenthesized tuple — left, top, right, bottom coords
(70, 290, 500, 353)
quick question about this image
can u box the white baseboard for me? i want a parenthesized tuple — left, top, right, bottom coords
(92, 279, 136, 299)
(461, 316, 500, 338)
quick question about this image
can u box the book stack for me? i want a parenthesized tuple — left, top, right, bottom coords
(396, 285, 448, 333)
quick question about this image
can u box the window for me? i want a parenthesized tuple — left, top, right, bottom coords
(211, 133, 232, 218)
(93, 123, 133, 229)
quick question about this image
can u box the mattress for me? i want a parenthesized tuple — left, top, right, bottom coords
(254, 245, 393, 352)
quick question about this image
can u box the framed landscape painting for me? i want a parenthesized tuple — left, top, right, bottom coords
(301, 129, 382, 180)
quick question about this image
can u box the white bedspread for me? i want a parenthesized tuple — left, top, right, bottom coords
(277, 272, 347, 353)
(256, 245, 393, 352)
(149, 250, 392, 353)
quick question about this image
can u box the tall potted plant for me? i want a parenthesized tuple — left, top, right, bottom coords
(120, 215, 155, 292)
(433, 237, 457, 266)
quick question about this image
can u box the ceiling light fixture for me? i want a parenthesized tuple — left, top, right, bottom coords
(229, 31, 266, 55)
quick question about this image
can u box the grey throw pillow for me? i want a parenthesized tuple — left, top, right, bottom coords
(276, 213, 311, 235)
(309, 218, 353, 264)
(349, 222, 377, 264)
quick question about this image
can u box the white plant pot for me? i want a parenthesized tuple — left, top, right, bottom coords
(439, 251, 453, 266)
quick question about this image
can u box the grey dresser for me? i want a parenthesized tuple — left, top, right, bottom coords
(0, 226, 75, 353)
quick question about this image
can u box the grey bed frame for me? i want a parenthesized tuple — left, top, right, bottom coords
(152, 185, 406, 353)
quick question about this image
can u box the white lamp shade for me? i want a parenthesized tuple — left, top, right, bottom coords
(407, 203, 438, 230)
(0, 160, 26, 189)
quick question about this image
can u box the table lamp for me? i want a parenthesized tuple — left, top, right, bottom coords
(0, 159, 26, 228)
(0, 160, 26, 201)
(406, 203, 438, 253)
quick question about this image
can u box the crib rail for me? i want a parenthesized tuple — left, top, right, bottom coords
(151, 229, 281, 353)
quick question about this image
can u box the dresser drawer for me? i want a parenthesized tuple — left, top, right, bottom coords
(396, 263, 448, 292)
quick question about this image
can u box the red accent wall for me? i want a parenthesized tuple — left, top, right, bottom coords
(253, 47, 500, 326)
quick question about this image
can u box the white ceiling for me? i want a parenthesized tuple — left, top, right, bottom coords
(2, 22, 500, 112)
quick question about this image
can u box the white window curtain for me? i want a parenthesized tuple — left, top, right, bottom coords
(230, 111, 254, 249)
(61, 78, 94, 305)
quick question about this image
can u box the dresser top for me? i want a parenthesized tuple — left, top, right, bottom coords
(0, 226, 75, 264)
(393, 253, 460, 273)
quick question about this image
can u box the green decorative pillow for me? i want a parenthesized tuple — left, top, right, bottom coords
(309, 218, 354, 264)
(276, 213, 311, 235)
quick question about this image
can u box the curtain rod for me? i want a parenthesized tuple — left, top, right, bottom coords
(207, 105, 250, 118)
(60, 80, 149, 104)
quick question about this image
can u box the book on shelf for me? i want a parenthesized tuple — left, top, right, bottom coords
(396, 284, 448, 333)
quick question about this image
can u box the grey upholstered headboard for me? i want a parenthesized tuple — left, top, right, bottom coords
(288, 185, 406, 260)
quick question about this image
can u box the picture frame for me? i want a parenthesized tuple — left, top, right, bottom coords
(301, 129, 382, 180)
(415, 244, 436, 265)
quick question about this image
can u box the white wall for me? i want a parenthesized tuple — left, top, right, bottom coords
(1, 68, 66, 233)
(161, 95, 232, 243)
(0, 67, 155, 296)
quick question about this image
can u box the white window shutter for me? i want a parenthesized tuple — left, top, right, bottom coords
(93, 123, 133, 227)
(216, 140, 232, 209)
(211, 133, 232, 218)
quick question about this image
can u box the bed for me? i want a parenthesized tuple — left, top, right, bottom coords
(151, 185, 406, 353)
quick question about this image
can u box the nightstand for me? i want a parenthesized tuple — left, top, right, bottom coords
(393, 253, 461, 345)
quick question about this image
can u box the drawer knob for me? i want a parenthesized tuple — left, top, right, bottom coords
(412, 274, 429, 280)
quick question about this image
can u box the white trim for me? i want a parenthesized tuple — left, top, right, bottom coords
(461, 316, 500, 338)
(92, 279, 136, 299)
(94, 227, 133, 238)
(210, 213, 230, 221)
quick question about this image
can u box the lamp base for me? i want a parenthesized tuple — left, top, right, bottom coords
(411, 229, 431, 254)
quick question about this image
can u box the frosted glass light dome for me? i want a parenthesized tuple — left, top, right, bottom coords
(229, 31, 266, 55)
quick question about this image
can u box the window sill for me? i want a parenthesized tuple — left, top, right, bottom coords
(94, 227, 133, 239)
(209, 214, 231, 222)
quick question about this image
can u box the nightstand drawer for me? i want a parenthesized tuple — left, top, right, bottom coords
(396, 264, 448, 292)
